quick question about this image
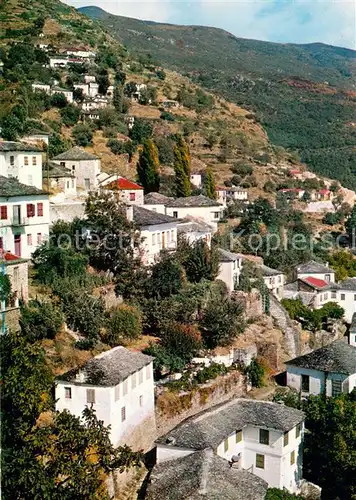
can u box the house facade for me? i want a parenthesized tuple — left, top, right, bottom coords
(177, 217, 213, 247)
(22, 130, 50, 147)
(55, 347, 156, 449)
(103, 177, 144, 206)
(284, 276, 332, 309)
(216, 186, 248, 205)
(294, 260, 335, 284)
(166, 195, 224, 231)
(156, 399, 305, 494)
(286, 340, 356, 397)
(0, 177, 50, 258)
(217, 248, 243, 293)
(52, 147, 101, 191)
(329, 279, 356, 323)
(43, 162, 76, 197)
(0, 141, 43, 189)
(144, 192, 173, 215)
(190, 173, 202, 189)
(260, 265, 284, 299)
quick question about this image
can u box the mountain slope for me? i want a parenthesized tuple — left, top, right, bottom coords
(80, 6, 356, 190)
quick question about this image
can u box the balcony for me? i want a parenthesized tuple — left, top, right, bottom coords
(10, 217, 29, 227)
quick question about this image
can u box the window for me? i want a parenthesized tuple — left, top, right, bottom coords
(224, 438, 229, 452)
(167, 231, 171, 243)
(0, 237, 3, 250)
(290, 450, 295, 465)
(115, 384, 120, 401)
(324, 293, 328, 301)
(72, 164, 75, 171)
(214, 212, 220, 219)
(24, 156, 29, 166)
(259, 429, 269, 445)
(296, 424, 301, 439)
(37, 233, 42, 244)
(64, 387, 72, 399)
(37, 203, 43, 217)
(256, 454, 265, 469)
(331, 291, 336, 299)
(10, 155, 14, 166)
(67, 181, 70, 189)
(86, 389, 95, 404)
(131, 373, 136, 390)
(123, 379, 128, 395)
(13, 266, 19, 283)
(146, 365, 151, 380)
(354, 294, 356, 301)
(27, 204, 35, 218)
(284, 431, 289, 446)
(84, 178, 90, 190)
(301, 374, 310, 392)
(332, 379, 342, 397)
(236, 430, 242, 443)
(27, 234, 32, 246)
(139, 395, 143, 407)
(171, 230, 174, 242)
(60, 161, 65, 167)
(0, 206, 7, 220)
(341, 294, 345, 301)
(32, 156, 37, 166)
(325, 274, 330, 283)
(152, 233, 156, 245)
(173, 211, 178, 218)
(71, 179, 75, 188)
(139, 369, 143, 384)
(130, 192, 136, 201)
(121, 406, 126, 422)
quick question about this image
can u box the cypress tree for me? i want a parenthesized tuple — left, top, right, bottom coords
(136, 139, 160, 194)
(113, 84, 124, 113)
(174, 135, 191, 197)
(204, 168, 217, 199)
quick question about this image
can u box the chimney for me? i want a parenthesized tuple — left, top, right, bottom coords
(126, 205, 133, 222)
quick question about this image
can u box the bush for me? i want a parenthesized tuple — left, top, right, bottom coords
(195, 363, 228, 384)
(245, 358, 265, 387)
(20, 300, 64, 341)
(161, 322, 202, 362)
(63, 290, 105, 340)
(72, 124, 93, 147)
(106, 304, 143, 346)
(231, 163, 253, 176)
(50, 93, 68, 108)
(160, 111, 175, 121)
(60, 105, 80, 126)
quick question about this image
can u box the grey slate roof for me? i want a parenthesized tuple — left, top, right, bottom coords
(0, 176, 47, 197)
(133, 205, 178, 227)
(351, 312, 356, 332)
(177, 217, 214, 234)
(144, 192, 173, 205)
(260, 264, 283, 276)
(167, 195, 222, 208)
(218, 248, 243, 263)
(146, 449, 268, 500)
(336, 278, 356, 292)
(296, 260, 334, 274)
(53, 146, 99, 161)
(58, 346, 153, 386)
(0, 140, 42, 152)
(286, 340, 356, 375)
(157, 399, 305, 450)
(43, 162, 74, 178)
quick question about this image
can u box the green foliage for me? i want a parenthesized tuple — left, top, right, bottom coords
(60, 104, 80, 126)
(147, 252, 185, 299)
(282, 298, 344, 331)
(0, 113, 23, 140)
(112, 84, 124, 112)
(199, 295, 245, 347)
(72, 123, 93, 146)
(176, 87, 214, 111)
(245, 358, 265, 388)
(203, 168, 217, 199)
(136, 139, 160, 194)
(48, 132, 71, 158)
(231, 163, 253, 176)
(106, 304, 143, 346)
(177, 238, 220, 283)
(265, 489, 302, 499)
(155, 136, 175, 165)
(96, 67, 110, 94)
(161, 322, 202, 363)
(50, 92, 68, 108)
(19, 300, 64, 341)
(346, 203, 356, 241)
(0, 273, 11, 302)
(160, 111, 175, 121)
(174, 135, 191, 197)
(328, 250, 356, 281)
(129, 118, 153, 144)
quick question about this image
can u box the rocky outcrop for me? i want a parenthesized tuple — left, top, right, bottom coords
(269, 294, 302, 358)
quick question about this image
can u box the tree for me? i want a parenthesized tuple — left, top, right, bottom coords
(346, 204, 356, 245)
(147, 252, 185, 298)
(161, 322, 202, 362)
(73, 87, 84, 103)
(112, 84, 124, 113)
(129, 118, 153, 144)
(245, 358, 265, 387)
(177, 239, 220, 283)
(199, 295, 245, 347)
(0, 113, 23, 140)
(96, 68, 110, 95)
(50, 93, 68, 108)
(106, 304, 143, 346)
(174, 135, 191, 197)
(20, 300, 64, 341)
(0, 273, 11, 302)
(136, 139, 160, 194)
(301, 191, 311, 202)
(203, 168, 217, 199)
(60, 104, 80, 126)
(48, 133, 71, 158)
(72, 123, 93, 147)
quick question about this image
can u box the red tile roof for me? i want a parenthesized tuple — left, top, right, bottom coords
(302, 276, 329, 289)
(0, 250, 21, 261)
(107, 178, 143, 190)
(319, 189, 330, 195)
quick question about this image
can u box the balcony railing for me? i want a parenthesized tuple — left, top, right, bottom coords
(10, 217, 29, 227)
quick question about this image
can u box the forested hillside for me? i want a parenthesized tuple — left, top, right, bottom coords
(81, 6, 356, 190)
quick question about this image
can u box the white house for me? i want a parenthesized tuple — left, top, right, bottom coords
(166, 195, 224, 232)
(55, 346, 156, 448)
(22, 130, 50, 147)
(177, 216, 213, 247)
(84, 75, 96, 83)
(144, 192, 173, 214)
(102, 177, 144, 206)
(0, 141, 43, 189)
(156, 399, 306, 494)
(284, 275, 333, 310)
(132, 206, 178, 266)
(190, 173, 202, 189)
(32, 82, 51, 94)
(49, 57, 70, 68)
(286, 339, 356, 397)
(295, 260, 335, 284)
(260, 265, 284, 299)
(0, 176, 50, 258)
(52, 147, 101, 191)
(216, 186, 248, 206)
(88, 82, 99, 98)
(51, 86, 73, 103)
(74, 83, 89, 96)
(329, 279, 356, 322)
(217, 248, 243, 293)
(43, 162, 76, 197)
(65, 47, 96, 59)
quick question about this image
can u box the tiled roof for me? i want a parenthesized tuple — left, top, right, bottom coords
(57, 346, 153, 386)
(218, 248, 243, 263)
(157, 399, 305, 450)
(43, 162, 74, 178)
(53, 146, 99, 161)
(146, 449, 268, 500)
(335, 278, 356, 292)
(260, 264, 283, 276)
(286, 340, 356, 374)
(296, 260, 334, 274)
(144, 192, 173, 204)
(167, 195, 222, 208)
(0, 176, 47, 197)
(301, 276, 329, 290)
(177, 216, 214, 233)
(133, 205, 178, 227)
(107, 177, 143, 190)
(0, 141, 42, 152)
(0, 250, 28, 264)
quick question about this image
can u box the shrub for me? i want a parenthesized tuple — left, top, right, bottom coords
(245, 358, 265, 387)
(106, 304, 143, 346)
(161, 323, 202, 362)
(60, 105, 80, 126)
(50, 93, 68, 108)
(230, 163, 253, 176)
(72, 123, 93, 147)
(20, 300, 64, 341)
(160, 111, 175, 121)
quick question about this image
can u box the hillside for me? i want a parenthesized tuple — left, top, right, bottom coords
(80, 6, 356, 190)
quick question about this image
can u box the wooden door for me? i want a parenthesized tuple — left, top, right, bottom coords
(14, 234, 21, 257)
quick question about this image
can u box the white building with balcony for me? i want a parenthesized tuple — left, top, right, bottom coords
(165, 195, 224, 232)
(0, 141, 43, 189)
(216, 186, 248, 206)
(0, 177, 50, 258)
(52, 146, 101, 191)
(155, 399, 306, 494)
(217, 248, 243, 293)
(55, 346, 155, 449)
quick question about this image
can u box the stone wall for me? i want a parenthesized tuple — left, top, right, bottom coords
(269, 294, 302, 358)
(155, 370, 247, 437)
(233, 289, 263, 320)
